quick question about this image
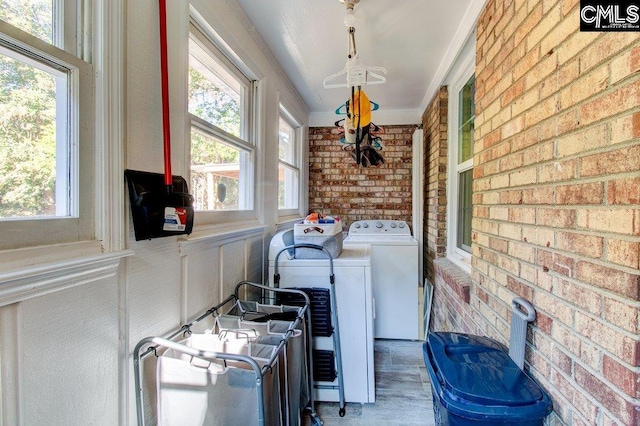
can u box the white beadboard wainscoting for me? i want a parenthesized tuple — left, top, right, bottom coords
(0, 226, 272, 425)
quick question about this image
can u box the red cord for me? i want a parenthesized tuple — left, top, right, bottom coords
(158, 0, 172, 187)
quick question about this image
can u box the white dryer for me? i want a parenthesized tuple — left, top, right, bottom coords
(268, 230, 375, 404)
(344, 220, 419, 340)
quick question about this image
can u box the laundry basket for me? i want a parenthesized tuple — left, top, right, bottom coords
(134, 281, 320, 426)
(157, 335, 281, 426)
(215, 302, 310, 426)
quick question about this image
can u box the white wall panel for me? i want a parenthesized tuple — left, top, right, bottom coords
(19, 277, 119, 425)
(246, 235, 264, 283)
(127, 240, 182, 344)
(220, 240, 246, 299)
(182, 245, 220, 325)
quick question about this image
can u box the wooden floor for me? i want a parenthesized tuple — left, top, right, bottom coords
(304, 339, 436, 425)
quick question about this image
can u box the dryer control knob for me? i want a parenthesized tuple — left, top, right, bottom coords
(362, 223, 369, 228)
(376, 221, 383, 229)
(390, 223, 397, 228)
(399, 222, 405, 228)
(354, 223, 361, 228)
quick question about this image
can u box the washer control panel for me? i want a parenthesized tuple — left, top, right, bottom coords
(348, 220, 411, 236)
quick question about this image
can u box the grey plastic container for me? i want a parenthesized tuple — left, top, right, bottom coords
(294, 231, 343, 259)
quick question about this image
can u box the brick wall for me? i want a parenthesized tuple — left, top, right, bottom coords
(425, 0, 640, 424)
(308, 125, 416, 229)
(422, 87, 449, 285)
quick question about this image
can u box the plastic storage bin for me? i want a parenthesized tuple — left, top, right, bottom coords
(293, 222, 343, 259)
(423, 332, 552, 425)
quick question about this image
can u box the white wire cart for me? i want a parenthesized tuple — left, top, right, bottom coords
(134, 281, 323, 426)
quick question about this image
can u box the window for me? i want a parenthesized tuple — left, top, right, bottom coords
(188, 22, 255, 222)
(457, 75, 475, 253)
(0, 0, 94, 249)
(447, 58, 475, 270)
(278, 106, 300, 212)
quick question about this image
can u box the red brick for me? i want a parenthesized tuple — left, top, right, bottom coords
(607, 238, 640, 269)
(576, 207, 640, 236)
(555, 182, 604, 205)
(576, 260, 640, 300)
(477, 286, 489, 303)
(511, 127, 538, 152)
(604, 297, 639, 334)
(608, 176, 640, 205)
(509, 241, 535, 263)
(603, 355, 640, 398)
(555, 108, 581, 136)
(571, 417, 591, 426)
(581, 33, 640, 76)
(489, 236, 509, 253)
(508, 207, 536, 224)
(580, 145, 640, 177)
(536, 208, 575, 228)
(499, 152, 524, 172)
(558, 278, 601, 315)
(538, 159, 576, 183)
(482, 128, 502, 148)
(535, 311, 553, 334)
(576, 312, 639, 365)
(575, 364, 639, 425)
(552, 346, 573, 375)
(550, 365, 599, 423)
(552, 323, 583, 358)
(499, 189, 523, 204)
(507, 275, 533, 300)
(559, 0, 577, 13)
(522, 186, 554, 204)
(556, 231, 603, 259)
(501, 78, 525, 106)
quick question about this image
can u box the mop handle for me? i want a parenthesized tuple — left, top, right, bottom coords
(158, 0, 172, 188)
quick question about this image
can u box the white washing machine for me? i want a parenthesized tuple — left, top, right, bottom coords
(268, 230, 375, 404)
(344, 220, 419, 340)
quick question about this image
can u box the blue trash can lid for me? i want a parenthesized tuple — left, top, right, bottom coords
(427, 332, 546, 408)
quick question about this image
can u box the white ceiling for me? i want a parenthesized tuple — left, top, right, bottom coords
(235, 0, 484, 125)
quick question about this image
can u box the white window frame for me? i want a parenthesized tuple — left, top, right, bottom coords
(188, 20, 257, 226)
(0, 2, 95, 251)
(446, 53, 475, 273)
(277, 104, 302, 216)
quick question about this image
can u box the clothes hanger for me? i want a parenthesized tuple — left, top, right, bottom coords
(323, 54, 387, 89)
(335, 98, 380, 115)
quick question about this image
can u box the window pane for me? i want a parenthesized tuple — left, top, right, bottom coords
(278, 163, 298, 209)
(458, 75, 475, 164)
(0, 49, 69, 219)
(457, 169, 473, 253)
(190, 129, 252, 211)
(279, 116, 294, 163)
(188, 41, 243, 138)
(0, 0, 53, 44)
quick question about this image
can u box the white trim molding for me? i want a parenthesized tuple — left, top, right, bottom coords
(178, 225, 267, 255)
(0, 250, 133, 308)
(420, 0, 487, 113)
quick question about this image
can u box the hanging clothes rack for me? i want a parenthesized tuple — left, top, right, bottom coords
(323, 25, 387, 89)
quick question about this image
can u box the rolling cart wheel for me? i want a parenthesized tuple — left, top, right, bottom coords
(339, 407, 346, 417)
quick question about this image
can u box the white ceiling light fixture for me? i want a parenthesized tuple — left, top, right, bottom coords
(323, 0, 387, 89)
(342, 0, 358, 27)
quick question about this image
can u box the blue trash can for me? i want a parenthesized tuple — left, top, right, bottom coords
(423, 332, 552, 425)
